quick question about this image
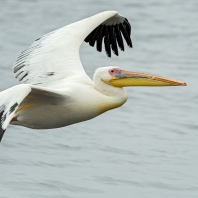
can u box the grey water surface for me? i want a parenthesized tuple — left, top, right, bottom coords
(0, 0, 198, 198)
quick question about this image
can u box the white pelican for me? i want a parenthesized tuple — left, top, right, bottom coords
(0, 11, 186, 142)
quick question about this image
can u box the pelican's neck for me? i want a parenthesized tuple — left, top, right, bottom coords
(93, 74, 128, 113)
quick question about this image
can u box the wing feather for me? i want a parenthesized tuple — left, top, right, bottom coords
(13, 11, 132, 86)
(110, 26, 118, 56)
(0, 85, 31, 141)
(115, 25, 124, 51)
(104, 27, 111, 57)
(0, 84, 68, 142)
(85, 13, 132, 57)
(96, 25, 105, 52)
(119, 23, 133, 48)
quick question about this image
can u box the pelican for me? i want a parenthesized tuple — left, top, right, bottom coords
(0, 11, 186, 142)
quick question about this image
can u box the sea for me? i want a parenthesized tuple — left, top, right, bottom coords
(0, 0, 198, 197)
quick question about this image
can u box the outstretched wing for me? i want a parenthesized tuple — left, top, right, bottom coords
(0, 85, 31, 142)
(0, 84, 68, 142)
(85, 15, 132, 57)
(13, 11, 133, 86)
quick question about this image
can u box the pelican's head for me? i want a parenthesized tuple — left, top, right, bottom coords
(95, 66, 187, 87)
(93, 66, 186, 113)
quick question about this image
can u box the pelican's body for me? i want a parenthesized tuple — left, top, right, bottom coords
(0, 11, 186, 142)
(11, 68, 127, 129)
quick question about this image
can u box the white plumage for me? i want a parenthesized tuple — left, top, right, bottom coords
(0, 11, 186, 142)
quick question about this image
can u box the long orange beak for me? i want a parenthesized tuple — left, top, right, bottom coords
(103, 70, 187, 87)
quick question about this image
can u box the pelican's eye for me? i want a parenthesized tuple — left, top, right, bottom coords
(108, 68, 121, 76)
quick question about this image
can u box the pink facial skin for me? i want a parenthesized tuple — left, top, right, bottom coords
(108, 68, 121, 76)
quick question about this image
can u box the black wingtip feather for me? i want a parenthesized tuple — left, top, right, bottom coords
(110, 26, 118, 56)
(85, 28, 96, 43)
(104, 35, 111, 57)
(97, 36, 103, 52)
(96, 26, 105, 52)
(115, 25, 124, 51)
(89, 27, 100, 47)
(104, 26, 111, 57)
(84, 16, 132, 57)
(119, 24, 132, 48)
(0, 129, 5, 142)
(124, 19, 131, 36)
(0, 108, 6, 142)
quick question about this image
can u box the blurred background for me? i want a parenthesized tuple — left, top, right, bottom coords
(0, 0, 198, 198)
